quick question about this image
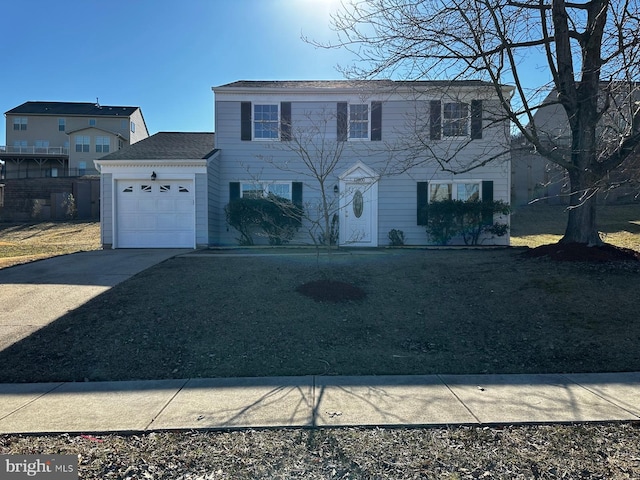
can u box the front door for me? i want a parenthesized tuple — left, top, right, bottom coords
(339, 162, 378, 247)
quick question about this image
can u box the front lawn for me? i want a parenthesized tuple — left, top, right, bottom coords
(1, 246, 638, 382)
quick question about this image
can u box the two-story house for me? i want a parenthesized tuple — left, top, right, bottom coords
(95, 80, 512, 248)
(1, 101, 148, 179)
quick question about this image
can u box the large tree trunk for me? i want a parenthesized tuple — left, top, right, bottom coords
(560, 170, 602, 245)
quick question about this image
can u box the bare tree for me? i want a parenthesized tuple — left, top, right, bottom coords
(321, 0, 640, 246)
(257, 107, 346, 250)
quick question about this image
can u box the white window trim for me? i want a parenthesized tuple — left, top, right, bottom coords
(348, 103, 370, 141)
(428, 180, 482, 202)
(13, 117, 27, 130)
(75, 135, 90, 153)
(240, 181, 292, 200)
(442, 102, 470, 139)
(95, 136, 110, 153)
(252, 103, 280, 141)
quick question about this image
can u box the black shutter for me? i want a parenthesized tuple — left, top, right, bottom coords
(337, 102, 348, 142)
(240, 102, 252, 141)
(417, 182, 429, 225)
(229, 182, 240, 201)
(371, 101, 382, 141)
(281, 102, 292, 141)
(482, 180, 494, 225)
(292, 182, 303, 204)
(292, 182, 303, 225)
(471, 100, 483, 139)
(429, 100, 441, 140)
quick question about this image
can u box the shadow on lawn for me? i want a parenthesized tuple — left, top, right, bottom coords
(1, 251, 640, 383)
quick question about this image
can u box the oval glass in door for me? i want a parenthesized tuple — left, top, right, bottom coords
(353, 189, 364, 218)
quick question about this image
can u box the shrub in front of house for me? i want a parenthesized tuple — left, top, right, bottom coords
(424, 199, 511, 245)
(388, 229, 405, 246)
(225, 196, 303, 246)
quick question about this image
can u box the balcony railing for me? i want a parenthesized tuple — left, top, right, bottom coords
(0, 146, 69, 155)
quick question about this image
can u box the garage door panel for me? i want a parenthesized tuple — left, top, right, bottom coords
(175, 204, 193, 214)
(116, 180, 195, 248)
(138, 198, 157, 212)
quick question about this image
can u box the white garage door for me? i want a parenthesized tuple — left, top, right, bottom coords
(116, 180, 195, 248)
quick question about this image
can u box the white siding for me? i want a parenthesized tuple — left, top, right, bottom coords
(100, 173, 113, 248)
(214, 90, 511, 246)
(207, 154, 221, 245)
(195, 173, 208, 246)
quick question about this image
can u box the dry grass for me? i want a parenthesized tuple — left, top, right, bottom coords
(0, 221, 100, 268)
(2, 207, 640, 479)
(2, 424, 640, 479)
(510, 203, 640, 249)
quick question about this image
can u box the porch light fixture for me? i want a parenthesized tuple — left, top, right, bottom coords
(151, 171, 157, 181)
(333, 185, 339, 194)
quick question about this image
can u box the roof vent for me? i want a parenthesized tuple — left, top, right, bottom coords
(95, 97, 101, 109)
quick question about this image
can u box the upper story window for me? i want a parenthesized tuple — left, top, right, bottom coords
(241, 102, 291, 141)
(430, 99, 482, 140)
(75, 135, 90, 153)
(130, 122, 136, 133)
(349, 104, 369, 139)
(58, 118, 66, 131)
(254, 104, 279, 140)
(121, 120, 128, 130)
(95, 136, 110, 153)
(88, 118, 96, 127)
(337, 101, 382, 142)
(13, 117, 27, 131)
(443, 102, 469, 137)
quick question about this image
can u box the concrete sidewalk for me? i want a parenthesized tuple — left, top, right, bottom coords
(1, 372, 639, 434)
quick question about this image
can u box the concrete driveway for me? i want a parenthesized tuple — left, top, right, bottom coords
(0, 249, 188, 351)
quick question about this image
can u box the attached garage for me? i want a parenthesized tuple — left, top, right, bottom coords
(116, 180, 195, 248)
(94, 132, 216, 249)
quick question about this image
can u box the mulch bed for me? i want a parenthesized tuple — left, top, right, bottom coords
(522, 242, 640, 262)
(295, 279, 367, 303)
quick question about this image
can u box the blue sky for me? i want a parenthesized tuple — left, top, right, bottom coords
(0, 0, 353, 145)
(1, 0, 552, 146)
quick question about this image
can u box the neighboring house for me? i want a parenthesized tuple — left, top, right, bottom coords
(95, 80, 513, 249)
(95, 132, 216, 248)
(511, 85, 640, 205)
(1, 101, 148, 179)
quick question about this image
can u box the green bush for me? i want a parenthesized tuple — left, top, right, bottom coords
(388, 229, 405, 246)
(424, 199, 511, 245)
(225, 196, 303, 246)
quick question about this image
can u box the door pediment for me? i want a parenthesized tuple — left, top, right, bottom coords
(339, 161, 378, 183)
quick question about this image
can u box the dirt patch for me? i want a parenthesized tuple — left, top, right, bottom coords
(522, 242, 640, 262)
(295, 279, 367, 303)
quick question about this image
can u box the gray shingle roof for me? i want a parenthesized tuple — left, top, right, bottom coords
(5, 101, 139, 117)
(215, 79, 496, 89)
(99, 132, 216, 161)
